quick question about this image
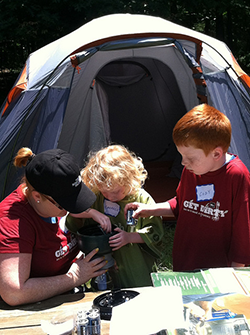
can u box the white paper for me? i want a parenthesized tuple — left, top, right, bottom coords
(110, 286, 185, 335)
(204, 267, 249, 295)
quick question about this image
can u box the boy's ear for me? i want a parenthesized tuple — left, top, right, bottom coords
(212, 147, 223, 160)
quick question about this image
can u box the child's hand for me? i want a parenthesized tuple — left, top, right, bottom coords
(124, 201, 174, 219)
(109, 227, 130, 250)
(124, 202, 140, 219)
(124, 202, 152, 219)
(70, 209, 112, 233)
(91, 210, 112, 233)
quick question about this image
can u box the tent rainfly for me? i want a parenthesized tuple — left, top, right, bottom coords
(1, 13, 250, 200)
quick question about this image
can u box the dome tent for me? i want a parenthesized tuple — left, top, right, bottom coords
(1, 13, 250, 199)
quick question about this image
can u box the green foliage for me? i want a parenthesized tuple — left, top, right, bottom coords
(156, 222, 176, 271)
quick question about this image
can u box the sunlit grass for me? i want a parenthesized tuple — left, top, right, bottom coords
(156, 221, 176, 271)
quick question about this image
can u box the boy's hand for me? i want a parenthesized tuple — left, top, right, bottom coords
(124, 202, 140, 218)
(124, 202, 154, 219)
(124, 201, 173, 219)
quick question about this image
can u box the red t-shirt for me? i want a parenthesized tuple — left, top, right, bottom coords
(0, 185, 79, 277)
(169, 155, 250, 271)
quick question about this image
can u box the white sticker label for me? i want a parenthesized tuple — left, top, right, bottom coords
(104, 199, 120, 217)
(196, 184, 215, 201)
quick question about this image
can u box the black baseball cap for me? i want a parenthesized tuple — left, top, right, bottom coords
(25, 149, 96, 213)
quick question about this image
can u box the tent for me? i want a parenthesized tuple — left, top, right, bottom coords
(1, 13, 250, 200)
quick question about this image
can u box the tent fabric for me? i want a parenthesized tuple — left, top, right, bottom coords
(1, 65, 27, 116)
(1, 13, 250, 200)
(205, 71, 250, 168)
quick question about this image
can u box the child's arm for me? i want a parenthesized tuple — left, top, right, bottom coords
(124, 201, 175, 219)
(69, 209, 112, 233)
(231, 261, 246, 267)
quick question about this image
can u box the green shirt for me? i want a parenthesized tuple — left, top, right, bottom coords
(67, 189, 168, 288)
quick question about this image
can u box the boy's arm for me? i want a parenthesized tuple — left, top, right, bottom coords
(231, 261, 246, 267)
(125, 201, 175, 220)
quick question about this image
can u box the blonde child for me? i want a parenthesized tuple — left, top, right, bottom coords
(67, 144, 168, 288)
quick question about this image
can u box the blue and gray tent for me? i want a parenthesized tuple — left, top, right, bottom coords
(1, 13, 250, 199)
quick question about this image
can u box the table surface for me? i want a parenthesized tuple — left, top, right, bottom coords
(0, 289, 250, 334)
(0, 291, 109, 335)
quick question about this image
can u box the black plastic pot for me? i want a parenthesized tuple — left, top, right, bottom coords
(76, 225, 117, 259)
(93, 289, 140, 320)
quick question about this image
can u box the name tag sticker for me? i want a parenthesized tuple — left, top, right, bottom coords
(196, 184, 215, 202)
(104, 199, 120, 217)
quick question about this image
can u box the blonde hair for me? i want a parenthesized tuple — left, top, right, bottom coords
(173, 104, 231, 156)
(13, 147, 35, 194)
(14, 147, 34, 168)
(81, 145, 147, 196)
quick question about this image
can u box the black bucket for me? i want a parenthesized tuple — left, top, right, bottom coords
(76, 225, 118, 268)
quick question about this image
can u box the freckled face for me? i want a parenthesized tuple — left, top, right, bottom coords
(98, 185, 128, 202)
(177, 145, 215, 175)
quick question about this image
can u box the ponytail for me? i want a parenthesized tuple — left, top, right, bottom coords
(14, 147, 34, 168)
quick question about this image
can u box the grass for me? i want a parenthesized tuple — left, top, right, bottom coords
(156, 221, 176, 272)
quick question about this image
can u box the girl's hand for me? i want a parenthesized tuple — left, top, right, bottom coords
(109, 227, 130, 251)
(90, 210, 112, 233)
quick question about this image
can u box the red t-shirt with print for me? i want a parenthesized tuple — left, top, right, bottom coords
(0, 185, 79, 277)
(169, 155, 250, 271)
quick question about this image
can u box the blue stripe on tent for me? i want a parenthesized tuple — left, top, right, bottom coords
(0, 87, 69, 199)
(205, 71, 250, 169)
